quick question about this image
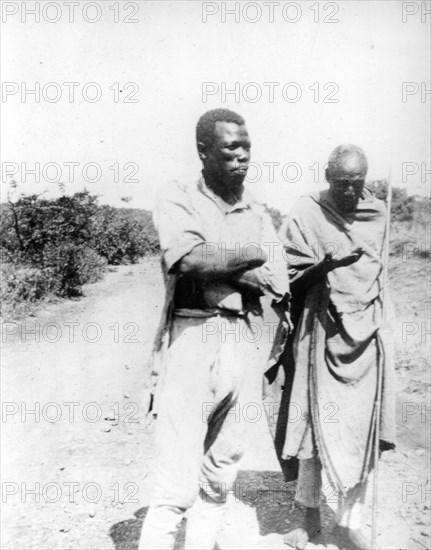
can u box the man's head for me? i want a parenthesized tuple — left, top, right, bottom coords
(196, 109, 251, 201)
(326, 144, 368, 213)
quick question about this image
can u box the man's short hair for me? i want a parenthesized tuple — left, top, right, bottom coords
(326, 144, 368, 179)
(196, 109, 245, 148)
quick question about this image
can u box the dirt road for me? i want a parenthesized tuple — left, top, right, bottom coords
(1, 259, 430, 549)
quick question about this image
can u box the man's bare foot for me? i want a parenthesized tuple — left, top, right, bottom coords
(283, 528, 309, 550)
(283, 508, 321, 549)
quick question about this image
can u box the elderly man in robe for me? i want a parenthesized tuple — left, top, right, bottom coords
(274, 144, 395, 550)
(138, 109, 290, 550)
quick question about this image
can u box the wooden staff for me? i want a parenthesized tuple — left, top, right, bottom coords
(371, 173, 392, 549)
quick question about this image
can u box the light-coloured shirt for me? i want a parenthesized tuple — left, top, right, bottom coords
(149, 175, 290, 391)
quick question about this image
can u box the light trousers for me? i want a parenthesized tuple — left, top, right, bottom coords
(139, 314, 261, 550)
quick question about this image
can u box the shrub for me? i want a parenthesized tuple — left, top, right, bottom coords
(0, 189, 159, 308)
(0, 263, 52, 304)
(41, 243, 107, 296)
(91, 206, 159, 264)
(369, 180, 416, 222)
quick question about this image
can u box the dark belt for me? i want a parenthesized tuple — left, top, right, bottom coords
(173, 307, 247, 319)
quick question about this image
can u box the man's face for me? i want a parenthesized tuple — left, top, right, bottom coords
(200, 121, 251, 195)
(327, 156, 366, 213)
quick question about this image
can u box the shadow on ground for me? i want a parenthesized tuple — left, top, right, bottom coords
(223, 470, 350, 549)
(109, 470, 358, 550)
(109, 507, 186, 550)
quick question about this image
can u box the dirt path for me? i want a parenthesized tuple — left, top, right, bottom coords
(1, 259, 430, 550)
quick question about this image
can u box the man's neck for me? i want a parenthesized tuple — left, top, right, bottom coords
(202, 170, 244, 205)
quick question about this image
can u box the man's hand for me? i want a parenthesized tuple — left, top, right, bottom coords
(271, 295, 294, 333)
(323, 247, 364, 272)
(291, 247, 365, 292)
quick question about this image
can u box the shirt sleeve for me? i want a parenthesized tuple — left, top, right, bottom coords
(154, 181, 206, 273)
(254, 208, 290, 301)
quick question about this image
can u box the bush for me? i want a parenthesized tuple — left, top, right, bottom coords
(367, 181, 430, 262)
(0, 192, 99, 263)
(1, 247, 106, 307)
(75, 246, 107, 285)
(369, 180, 416, 222)
(41, 243, 107, 296)
(0, 190, 159, 308)
(390, 221, 431, 261)
(90, 206, 158, 265)
(1, 263, 53, 304)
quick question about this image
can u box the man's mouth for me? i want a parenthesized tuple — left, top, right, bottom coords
(341, 196, 358, 211)
(231, 165, 248, 174)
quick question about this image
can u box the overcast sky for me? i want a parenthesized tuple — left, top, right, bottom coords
(2, 0, 430, 212)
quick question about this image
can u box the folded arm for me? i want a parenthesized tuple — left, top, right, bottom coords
(177, 242, 267, 285)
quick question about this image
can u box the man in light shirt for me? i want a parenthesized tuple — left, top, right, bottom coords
(138, 108, 290, 550)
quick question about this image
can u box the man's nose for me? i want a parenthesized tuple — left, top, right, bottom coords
(237, 147, 250, 161)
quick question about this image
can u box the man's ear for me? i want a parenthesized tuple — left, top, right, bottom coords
(197, 141, 207, 161)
